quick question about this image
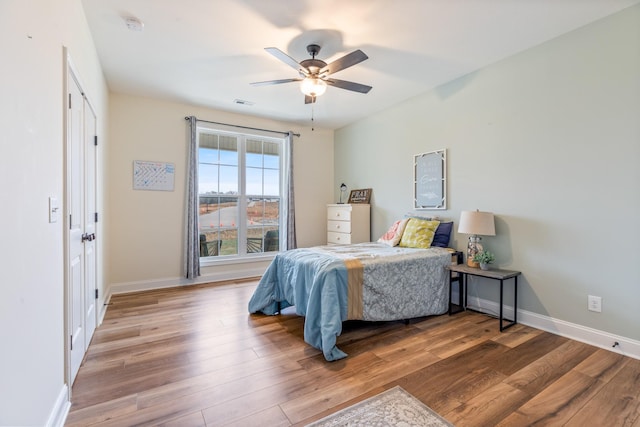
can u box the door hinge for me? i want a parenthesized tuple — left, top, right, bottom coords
(69, 214, 72, 229)
(94, 135, 98, 146)
(95, 212, 98, 223)
(70, 335, 73, 351)
(95, 289, 99, 299)
(68, 93, 71, 109)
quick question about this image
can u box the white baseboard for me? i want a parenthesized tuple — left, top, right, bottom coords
(98, 293, 110, 325)
(453, 291, 640, 360)
(46, 384, 70, 427)
(106, 266, 266, 297)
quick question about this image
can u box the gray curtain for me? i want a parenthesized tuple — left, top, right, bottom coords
(185, 116, 200, 278)
(285, 132, 297, 250)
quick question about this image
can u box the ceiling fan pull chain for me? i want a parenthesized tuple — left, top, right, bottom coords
(311, 103, 315, 131)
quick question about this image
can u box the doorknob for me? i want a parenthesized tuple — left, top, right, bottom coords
(81, 233, 96, 242)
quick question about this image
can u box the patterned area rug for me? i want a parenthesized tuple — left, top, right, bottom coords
(306, 386, 454, 426)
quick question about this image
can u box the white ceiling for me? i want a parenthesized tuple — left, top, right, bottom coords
(82, 0, 639, 130)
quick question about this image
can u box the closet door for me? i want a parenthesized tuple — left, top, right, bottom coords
(66, 67, 85, 383)
(83, 97, 97, 354)
(65, 57, 99, 386)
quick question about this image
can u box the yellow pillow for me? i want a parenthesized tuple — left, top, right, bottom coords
(399, 218, 440, 248)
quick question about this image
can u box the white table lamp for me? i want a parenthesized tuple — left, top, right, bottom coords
(458, 210, 496, 267)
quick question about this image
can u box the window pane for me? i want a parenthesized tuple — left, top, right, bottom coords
(246, 151, 262, 168)
(264, 153, 279, 169)
(199, 164, 219, 194)
(247, 198, 265, 227)
(219, 165, 238, 193)
(219, 148, 237, 166)
(246, 199, 280, 253)
(199, 133, 218, 150)
(199, 147, 218, 164)
(199, 196, 221, 257)
(263, 169, 280, 197)
(198, 195, 239, 257)
(219, 136, 238, 163)
(264, 200, 280, 226)
(246, 167, 263, 196)
(220, 227, 238, 256)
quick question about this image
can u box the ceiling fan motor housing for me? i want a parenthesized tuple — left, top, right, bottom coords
(300, 59, 327, 76)
(301, 44, 326, 75)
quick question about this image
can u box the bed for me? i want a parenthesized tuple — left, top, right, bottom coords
(248, 218, 456, 361)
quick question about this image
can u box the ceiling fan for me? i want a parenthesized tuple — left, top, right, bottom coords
(251, 44, 372, 104)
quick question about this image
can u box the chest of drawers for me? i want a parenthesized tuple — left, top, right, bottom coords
(327, 204, 370, 244)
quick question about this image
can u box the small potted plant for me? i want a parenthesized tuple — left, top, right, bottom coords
(473, 250, 495, 270)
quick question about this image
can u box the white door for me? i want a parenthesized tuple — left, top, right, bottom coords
(83, 98, 97, 349)
(67, 68, 85, 383)
(66, 58, 99, 386)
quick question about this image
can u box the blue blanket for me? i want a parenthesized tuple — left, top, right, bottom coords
(248, 249, 350, 360)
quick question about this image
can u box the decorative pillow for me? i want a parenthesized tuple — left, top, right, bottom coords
(399, 218, 440, 249)
(377, 218, 409, 246)
(404, 213, 440, 221)
(431, 221, 453, 248)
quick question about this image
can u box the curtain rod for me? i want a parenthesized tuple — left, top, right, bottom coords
(185, 116, 300, 138)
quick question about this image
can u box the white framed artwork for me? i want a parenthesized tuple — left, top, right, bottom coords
(413, 149, 446, 210)
(133, 160, 175, 191)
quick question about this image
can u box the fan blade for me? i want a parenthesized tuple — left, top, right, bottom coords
(304, 95, 316, 104)
(251, 78, 302, 86)
(319, 49, 368, 75)
(325, 78, 372, 94)
(265, 47, 308, 76)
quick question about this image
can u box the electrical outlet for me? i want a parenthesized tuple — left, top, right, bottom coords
(588, 295, 602, 313)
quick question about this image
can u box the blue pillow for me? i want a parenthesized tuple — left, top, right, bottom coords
(431, 221, 453, 247)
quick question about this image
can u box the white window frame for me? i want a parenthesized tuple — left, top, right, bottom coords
(196, 123, 285, 264)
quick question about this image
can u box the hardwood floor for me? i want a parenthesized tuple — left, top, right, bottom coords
(66, 279, 640, 426)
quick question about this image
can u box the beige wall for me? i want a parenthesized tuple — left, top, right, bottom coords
(335, 5, 640, 343)
(0, 0, 109, 425)
(107, 93, 334, 292)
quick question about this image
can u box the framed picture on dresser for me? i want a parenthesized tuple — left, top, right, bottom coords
(348, 188, 372, 204)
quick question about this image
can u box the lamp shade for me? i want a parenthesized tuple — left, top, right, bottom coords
(300, 77, 327, 97)
(458, 210, 496, 236)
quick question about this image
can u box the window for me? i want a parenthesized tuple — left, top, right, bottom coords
(197, 125, 283, 258)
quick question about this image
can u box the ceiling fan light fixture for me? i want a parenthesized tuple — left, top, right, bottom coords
(300, 77, 327, 97)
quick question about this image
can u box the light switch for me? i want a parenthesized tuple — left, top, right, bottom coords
(49, 196, 59, 223)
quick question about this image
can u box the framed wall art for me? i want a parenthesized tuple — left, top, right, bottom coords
(133, 160, 175, 191)
(413, 149, 446, 210)
(348, 188, 372, 204)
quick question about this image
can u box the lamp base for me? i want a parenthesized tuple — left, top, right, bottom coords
(466, 235, 483, 268)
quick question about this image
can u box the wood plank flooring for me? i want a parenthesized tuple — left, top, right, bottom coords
(66, 279, 640, 426)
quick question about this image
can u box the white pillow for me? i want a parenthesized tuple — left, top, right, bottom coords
(377, 219, 410, 246)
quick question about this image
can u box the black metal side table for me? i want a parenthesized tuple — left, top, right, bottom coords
(447, 264, 521, 331)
